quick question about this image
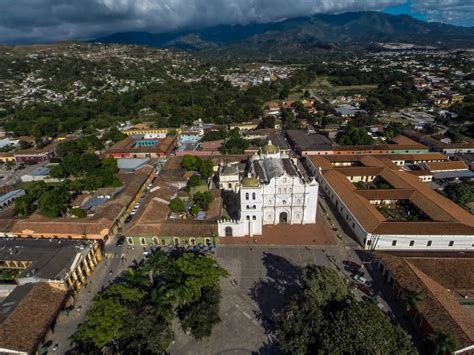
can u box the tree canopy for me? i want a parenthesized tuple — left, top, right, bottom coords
(336, 126, 373, 145)
(72, 251, 228, 353)
(275, 265, 416, 355)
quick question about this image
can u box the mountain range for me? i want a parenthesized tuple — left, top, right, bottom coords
(92, 11, 474, 60)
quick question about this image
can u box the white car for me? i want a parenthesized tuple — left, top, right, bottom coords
(353, 275, 372, 287)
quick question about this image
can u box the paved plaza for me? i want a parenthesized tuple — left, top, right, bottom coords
(169, 244, 361, 355)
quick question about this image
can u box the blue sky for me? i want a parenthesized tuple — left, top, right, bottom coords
(383, 1, 426, 21)
(0, 0, 472, 43)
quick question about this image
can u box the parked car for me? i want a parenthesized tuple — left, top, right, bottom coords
(352, 274, 372, 287)
(343, 260, 362, 271)
(357, 283, 376, 297)
(124, 215, 133, 224)
(116, 235, 125, 247)
(362, 295, 378, 304)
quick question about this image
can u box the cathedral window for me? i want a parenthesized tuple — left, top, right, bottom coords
(252, 192, 256, 200)
(245, 193, 249, 200)
(246, 216, 250, 220)
(283, 188, 287, 194)
(252, 216, 256, 220)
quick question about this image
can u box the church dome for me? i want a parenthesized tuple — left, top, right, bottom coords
(241, 173, 259, 187)
(261, 140, 279, 154)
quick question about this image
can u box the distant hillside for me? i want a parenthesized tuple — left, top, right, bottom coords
(92, 11, 474, 59)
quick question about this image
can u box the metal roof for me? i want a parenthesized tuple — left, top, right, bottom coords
(0, 190, 24, 205)
(432, 171, 474, 180)
(117, 158, 150, 170)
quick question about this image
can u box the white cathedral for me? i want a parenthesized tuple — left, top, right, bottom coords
(217, 141, 319, 237)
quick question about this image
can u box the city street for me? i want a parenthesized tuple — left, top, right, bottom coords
(44, 239, 144, 354)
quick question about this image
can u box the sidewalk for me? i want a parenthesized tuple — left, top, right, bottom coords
(44, 241, 142, 353)
(219, 205, 337, 246)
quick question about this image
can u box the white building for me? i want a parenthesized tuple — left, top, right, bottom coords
(307, 155, 474, 251)
(218, 141, 318, 237)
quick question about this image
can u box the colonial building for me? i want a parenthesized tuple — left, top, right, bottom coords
(307, 154, 474, 250)
(218, 141, 318, 237)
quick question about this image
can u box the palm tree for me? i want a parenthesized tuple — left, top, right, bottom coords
(426, 330, 457, 355)
(120, 267, 148, 288)
(401, 289, 424, 312)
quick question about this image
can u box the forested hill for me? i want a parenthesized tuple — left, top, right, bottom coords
(93, 11, 474, 59)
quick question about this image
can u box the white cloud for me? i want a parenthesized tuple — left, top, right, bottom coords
(412, 0, 474, 27)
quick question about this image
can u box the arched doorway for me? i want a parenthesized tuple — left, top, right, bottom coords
(279, 212, 288, 223)
(225, 227, 233, 237)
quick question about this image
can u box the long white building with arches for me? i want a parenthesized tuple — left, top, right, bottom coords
(218, 141, 318, 237)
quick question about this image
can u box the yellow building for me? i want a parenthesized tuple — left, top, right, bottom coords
(0, 239, 103, 292)
(0, 154, 16, 163)
(123, 128, 183, 137)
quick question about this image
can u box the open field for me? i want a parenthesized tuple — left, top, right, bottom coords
(289, 76, 377, 100)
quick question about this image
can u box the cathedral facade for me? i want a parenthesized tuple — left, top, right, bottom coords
(218, 141, 319, 237)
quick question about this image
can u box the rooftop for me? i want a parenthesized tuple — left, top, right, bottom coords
(117, 158, 150, 171)
(124, 156, 220, 238)
(0, 238, 95, 282)
(0, 283, 66, 354)
(309, 155, 474, 236)
(377, 253, 474, 350)
(286, 130, 334, 151)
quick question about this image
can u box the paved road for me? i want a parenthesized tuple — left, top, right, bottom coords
(44, 240, 144, 353)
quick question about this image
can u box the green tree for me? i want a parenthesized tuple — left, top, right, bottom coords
(122, 306, 174, 353)
(219, 135, 249, 154)
(70, 208, 87, 218)
(186, 175, 205, 192)
(72, 296, 129, 350)
(177, 287, 222, 340)
(446, 128, 464, 144)
(444, 183, 473, 205)
(282, 109, 298, 130)
(103, 127, 126, 143)
(275, 265, 416, 355)
(260, 116, 275, 129)
(318, 302, 416, 355)
(193, 191, 214, 210)
(38, 187, 70, 217)
(175, 253, 228, 300)
(18, 140, 32, 150)
(401, 289, 424, 312)
(336, 126, 373, 145)
(302, 265, 349, 305)
(198, 159, 214, 180)
(201, 130, 227, 142)
(169, 198, 186, 213)
(50, 164, 67, 178)
(14, 195, 36, 216)
(182, 155, 199, 171)
(386, 122, 405, 139)
(426, 330, 457, 355)
(190, 205, 200, 217)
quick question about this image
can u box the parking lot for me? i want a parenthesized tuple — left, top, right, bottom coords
(169, 244, 387, 355)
